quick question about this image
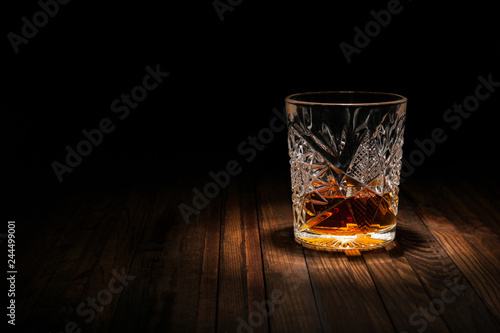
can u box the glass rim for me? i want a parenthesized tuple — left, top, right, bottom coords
(285, 91, 407, 106)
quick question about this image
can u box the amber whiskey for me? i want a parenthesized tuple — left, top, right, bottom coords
(296, 189, 396, 248)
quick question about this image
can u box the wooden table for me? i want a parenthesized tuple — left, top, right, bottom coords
(16, 168, 500, 332)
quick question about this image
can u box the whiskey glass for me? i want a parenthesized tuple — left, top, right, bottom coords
(286, 91, 406, 251)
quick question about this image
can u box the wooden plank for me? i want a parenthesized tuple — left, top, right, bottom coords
(242, 180, 269, 333)
(431, 174, 500, 260)
(304, 250, 396, 333)
(16, 187, 77, 292)
(106, 184, 173, 333)
(16, 185, 127, 331)
(216, 178, 267, 332)
(362, 248, 450, 333)
(107, 176, 220, 333)
(68, 183, 156, 332)
(27, 182, 157, 331)
(403, 177, 500, 325)
(16, 168, 500, 332)
(404, 174, 500, 267)
(398, 189, 500, 331)
(195, 192, 222, 333)
(16, 188, 94, 310)
(196, 198, 222, 332)
(302, 204, 441, 333)
(362, 201, 455, 333)
(442, 173, 500, 243)
(256, 174, 323, 333)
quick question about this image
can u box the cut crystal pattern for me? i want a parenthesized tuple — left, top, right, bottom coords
(288, 100, 406, 249)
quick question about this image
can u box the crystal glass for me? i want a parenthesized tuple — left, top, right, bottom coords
(286, 91, 406, 251)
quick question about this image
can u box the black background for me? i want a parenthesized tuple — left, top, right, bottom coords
(3, 0, 499, 216)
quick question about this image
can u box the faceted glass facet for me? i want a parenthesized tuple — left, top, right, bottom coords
(286, 91, 406, 251)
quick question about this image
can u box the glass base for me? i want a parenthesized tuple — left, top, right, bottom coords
(294, 224, 396, 252)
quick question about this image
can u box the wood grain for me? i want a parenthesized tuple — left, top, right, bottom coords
(256, 173, 323, 333)
(217, 178, 267, 333)
(395, 198, 498, 332)
(15, 170, 500, 332)
(403, 176, 500, 327)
